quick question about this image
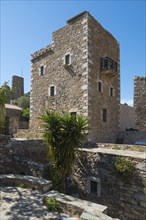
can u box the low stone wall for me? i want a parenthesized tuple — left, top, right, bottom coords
(0, 137, 50, 178)
(14, 129, 43, 139)
(118, 131, 146, 144)
(0, 174, 52, 192)
(6, 138, 48, 163)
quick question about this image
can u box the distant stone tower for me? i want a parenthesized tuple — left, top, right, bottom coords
(12, 75, 24, 100)
(134, 76, 146, 130)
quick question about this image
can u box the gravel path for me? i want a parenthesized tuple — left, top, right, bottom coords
(0, 187, 54, 220)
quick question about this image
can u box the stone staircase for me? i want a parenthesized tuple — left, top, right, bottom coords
(43, 190, 119, 220)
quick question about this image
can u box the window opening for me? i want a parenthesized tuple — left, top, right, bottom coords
(50, 86, 55, 96)
(103, 109, 107, 122)
(100, 57, 117, 71)
(70, 112, 77, 117)
(90, 181, 98, 195)
(110, 87, 114, 97)
(65, 54, 70, 65)
(87, 177, 101, 197)
(40, 66, 44, 76)
(98, 81, 102, 92)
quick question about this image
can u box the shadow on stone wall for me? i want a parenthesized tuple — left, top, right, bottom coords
(72, 151, 146, 220)
(1, 136, 146, 220)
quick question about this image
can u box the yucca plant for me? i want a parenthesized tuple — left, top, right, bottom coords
(40, 111, 88, 191)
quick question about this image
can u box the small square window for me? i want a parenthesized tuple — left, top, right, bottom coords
(40, 66, 44, 76)
(87, 177, 101, 197)
(103, 109, 107, 122)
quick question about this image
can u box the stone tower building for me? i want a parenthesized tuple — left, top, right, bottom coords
(134, 76, 146, 131)
(12, 75, 24, 100)
(30, 11, 120, 143)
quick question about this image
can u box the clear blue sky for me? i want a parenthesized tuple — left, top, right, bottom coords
(1, 0, 145, 106)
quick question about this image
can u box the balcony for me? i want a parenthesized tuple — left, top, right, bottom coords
(100, 57, 118, 77)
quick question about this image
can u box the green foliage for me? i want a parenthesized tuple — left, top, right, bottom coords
(0, 82, 10, 106)
(47, 198, 61, 212)
(50, 171, 61, 191)
(18, 183, 27, 188)
(114, 157, 134, 180)
(0, 106, 5, 133)
(40, 111, 88, 190)
(22, 108, 30, 120)
(17, 95, 30, 120)
(0, 82, 13, 132)
(17, 95, 30, 109)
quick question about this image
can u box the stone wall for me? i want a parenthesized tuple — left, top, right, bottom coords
(5, 104, 22, 135)
(119, 130, 146, 144)
(0, 137, 50, 178)
(87, 14, 120, 142)
(1, 137, 145, 219)
(30, 11, 120, 143)
(120, 104, 135, 131)
(30, 12, 88, 130)
(134, 76, 146, 131)
(72, 149, 146, 220)
(12, 75, 24, 100)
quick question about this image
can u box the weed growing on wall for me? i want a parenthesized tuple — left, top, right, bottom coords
(114, 157, 134, 180)
(18, 182, 27, 188)
(47, 198, 61, 212)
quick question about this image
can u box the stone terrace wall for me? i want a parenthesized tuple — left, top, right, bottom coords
(0, 137, 50, 178)
(0, 136, 145, 220)
(72, 149, 146, 220)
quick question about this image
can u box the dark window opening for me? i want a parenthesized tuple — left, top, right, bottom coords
(20, 171, 25, 175)
(90, 181, 97, 195)
(65, 54, 70, 65)
(50, 86, 55, 96)
(98, 81, 102, 92)
(40, 66, 44, 76)
(110, 87, 114, 96)
(70, 112, 76, 117)
(100, 57, 117, 71)
(103, 109, 107, 122)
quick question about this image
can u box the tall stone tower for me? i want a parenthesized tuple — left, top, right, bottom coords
(12, 75, 24, 100)
(134, 76, 146, 130)
(30, 11, 120, 143)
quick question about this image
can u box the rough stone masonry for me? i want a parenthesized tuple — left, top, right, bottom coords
(134, 76, 146, 131)
(30, 11, 120, 143)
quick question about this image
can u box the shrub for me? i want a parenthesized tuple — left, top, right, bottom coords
(17, 95, 30, 109)
(47, 198, 61, 212)
(22, 108, 30, 120)
(18, 182, 27, 188)
(114, 157, 134, 180)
